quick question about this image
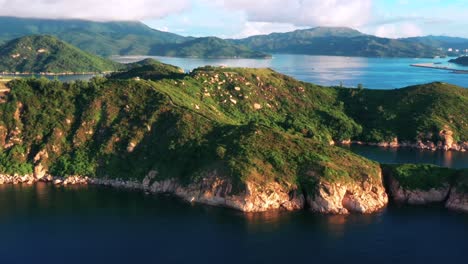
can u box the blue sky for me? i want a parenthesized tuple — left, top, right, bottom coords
(144, 0, 468, 38)
(1, 0, 467, 38)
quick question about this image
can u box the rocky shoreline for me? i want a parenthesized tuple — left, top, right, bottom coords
(3, 169, 466, 214)
(340, 139, 468, 152)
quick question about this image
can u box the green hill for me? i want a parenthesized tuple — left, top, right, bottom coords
(0, 64, 465, 212)
(151, 37, 271, 58)
(336, 82, 468, 143)
(234, 27, 444, 58)
(0, 35, 122, 73)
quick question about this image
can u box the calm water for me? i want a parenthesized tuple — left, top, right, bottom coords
(113, 54, 468, 89)
(0, 183, 467, 264)
(345, 145, 468, 169)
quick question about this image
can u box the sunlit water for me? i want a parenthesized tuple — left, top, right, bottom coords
(0, 183, 467, 264)
(113, 54, 468, 89)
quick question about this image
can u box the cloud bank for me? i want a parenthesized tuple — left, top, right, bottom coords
(213, 0, 373, 28)
(0, 0, 190, 21)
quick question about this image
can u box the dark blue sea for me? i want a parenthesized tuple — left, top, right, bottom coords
(0, 183, 467, 264)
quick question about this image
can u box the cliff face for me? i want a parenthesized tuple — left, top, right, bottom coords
(143, 169, 388, 214)
(308, 178, 388, 214)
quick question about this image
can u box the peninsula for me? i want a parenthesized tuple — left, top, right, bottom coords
(0, 61, 466, 214)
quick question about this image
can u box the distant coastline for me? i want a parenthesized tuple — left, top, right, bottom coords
(410, 63, 468, 74)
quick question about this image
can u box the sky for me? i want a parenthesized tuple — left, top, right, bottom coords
(0, 0, 467, 39)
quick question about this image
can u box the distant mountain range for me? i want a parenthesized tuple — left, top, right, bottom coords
(1, 16, 468, 59)
(232, 27, 446, 58)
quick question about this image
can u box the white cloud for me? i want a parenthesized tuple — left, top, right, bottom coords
(210, 0, 373, 28)
(375, 22, 423, 38)
(0, 0, 190, 21)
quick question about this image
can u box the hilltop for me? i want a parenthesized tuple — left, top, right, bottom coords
(0, 35, 122, 73)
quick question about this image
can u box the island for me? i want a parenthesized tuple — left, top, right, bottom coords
(449, 56, 468, 66)
(0, 61, 466, 214)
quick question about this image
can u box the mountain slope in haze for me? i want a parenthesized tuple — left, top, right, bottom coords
(0, 17, 270, 59)
(234, 27, 445, 58)
(0, 35, 122, 73)
(151, 37, 271, 58)
(0, 16, 188, 57)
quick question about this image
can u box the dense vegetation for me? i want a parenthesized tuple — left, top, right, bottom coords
(382, 164, 465, 191)
(449, 56, 468, 66)
(151, 37, 271, 58)
(233, 27, 445, 58)
(0, 35, 122, 73)
(0, 63, 466, 193)
(336, 83, 468, 143)
(0, 65, 382, 192)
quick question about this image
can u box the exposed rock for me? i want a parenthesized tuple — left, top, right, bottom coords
(308, 178, 388, 214)
(446, 188, 468, 213)
(388, 176, 450, 205)
(34, 163, 47, 180)
(149, 175, 304, 212)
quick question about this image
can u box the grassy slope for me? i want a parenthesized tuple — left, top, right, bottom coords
(0, 35, 122, 73)
(0, 64, 466, 194)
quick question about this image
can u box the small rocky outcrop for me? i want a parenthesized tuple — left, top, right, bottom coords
(307, 179, 388, 214)
(388, 176, 450, 205)
(446, 188, 468, 212)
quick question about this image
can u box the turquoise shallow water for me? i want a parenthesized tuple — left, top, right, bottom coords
(113, 54, 468, 89)
(0, 183, 467, 264)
